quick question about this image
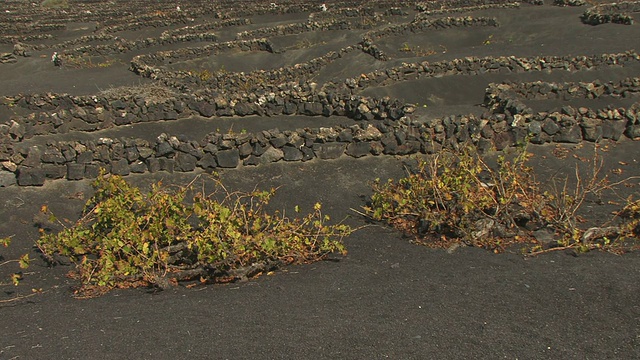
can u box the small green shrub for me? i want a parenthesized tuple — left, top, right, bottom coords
(195, 69, 213, 81)
(397, 43, 436, 57)
(601, 197, 640, 251)
(618, 198, 640, 236)
(61, 54, 121, 69)
(37, 173, 351, 296)
(398, 43, 412, 52)
(365, 144, 639, 254)
(366, 145, 546, 252)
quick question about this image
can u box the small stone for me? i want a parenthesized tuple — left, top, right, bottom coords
(43, 165, 65, 180)
(130, 161, 147, 173)
(346, 142, 371, 158)
(553, 125, 583, 143)
(312, 143, 346, 159)
(147, 158, 161, 173)
(23, 146, 43, 167)
(541, 118, 560, 135)
(156, 142, 174, 157)
(625, 124, 640, 139)
(159, 158, 175, 173)
(84, 163, 104, 179)
(269, 133, 288, 148)
(0, 170, 16, 187)
(17, 167, 46, 186)
(494, 131, 515, 151)
(282, 146, 303, 161)
(533, 228, 556, 246)
(301, 147, 315, 161)
(216, 149, 240, 168)
(110, 159, 130, 176)
(175, 152, 197, 172)
(67, 163, 85, 180)
(196, 102, 216, 117)
(1, 161, 17, 172)
(259, 146, 284, 163)
(303, 102, 323, 116)
(138, 146, 154, 159)
(528, 121, 542, 135)
(77, 151, 94, 164)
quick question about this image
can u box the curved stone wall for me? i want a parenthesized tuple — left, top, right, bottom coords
(581, 1, 640, 25)
(484, 77, 640, 115)
(3, 99, 639, 187)
(416, 0, 519, 11)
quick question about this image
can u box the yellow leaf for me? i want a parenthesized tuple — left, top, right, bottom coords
(11, 273, 22, 286)
(19, 254, 30, 269)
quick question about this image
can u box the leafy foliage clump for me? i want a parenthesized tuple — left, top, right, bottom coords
(366, 145, 546, 252)
(365, 144, 639, 254)
(61, 54, 121, 69)
(612, 198, 640, 247)
(37, 173, 350, 296)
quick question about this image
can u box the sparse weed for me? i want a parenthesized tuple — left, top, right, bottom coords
(295, 38, 313, 49)
(285, 39, 326, 51)
(359, 16, 378, 28)
(189, 66, 227, 83)
(196, 69, 214, 81)
(1, 236, 30, 288)
(397, 43, 436, 57)
(615, 198, 640, 245)
(60, 54, 122, 69)
(398, 42, 412, 52)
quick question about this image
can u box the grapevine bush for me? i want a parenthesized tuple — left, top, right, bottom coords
(37, 172, 351, 296)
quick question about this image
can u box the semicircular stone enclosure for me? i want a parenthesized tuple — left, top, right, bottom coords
(0, 0, 639, 186)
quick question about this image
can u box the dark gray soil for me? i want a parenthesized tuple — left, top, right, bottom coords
(1, 1, 639, 359)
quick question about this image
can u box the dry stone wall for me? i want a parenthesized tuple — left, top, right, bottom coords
(581, 1, 640, 25)
(484, 77, 640, 115)
(325, 51, 640, 95)
(415, 2, 520, 16)
(360, 16, 500, 61)
(3, 99, 640, 187)
(131, 44, 359, 93)
(3, 48, 640, 186)
(0, 86, 407, 142)
(363, 16, 499, 41)
(236, 19, 354, 40)
(415, 0, 519, 11)
(2, 1, 640, 187)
